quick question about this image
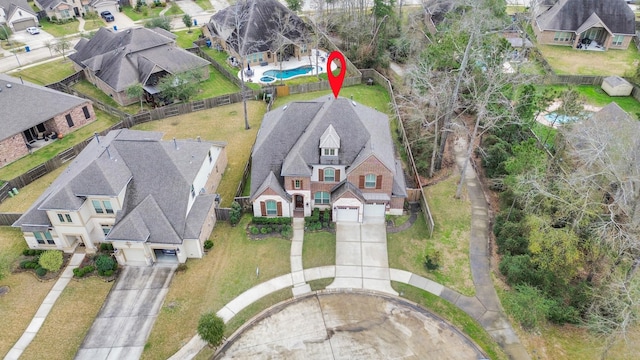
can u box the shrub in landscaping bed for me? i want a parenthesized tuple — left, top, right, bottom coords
(204, 240, 214, 250)
(35, 267, 47, 277)
(230, 201, 242, 226)
(251, 217, 292, 225)
(100, 242, 114, 252)
(95, 255, 117, 276)
(73, 265, 95, 278)
(22, 249, 44, 256)
(39, 250, 64, 272)
(305, 209, 332, 231)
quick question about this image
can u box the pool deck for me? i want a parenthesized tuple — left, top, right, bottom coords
(238, 49, 337, 85)
(536, 100, 602, 128)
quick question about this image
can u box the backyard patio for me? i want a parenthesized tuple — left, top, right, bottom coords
(234, 49, 337, 85)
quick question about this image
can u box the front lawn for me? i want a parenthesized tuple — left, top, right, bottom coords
(121, 5, 164, 21)
(302, 231, 336, 269)
(39, 19, 80, 38)
(20, 277, 113, 360)
(12, 59, 76, 85)
(388, 175, 475, 296)
(141, 216, 291, 360)
(537, 44, 640, 76)
(0, 227, 54, 357)
(174, 29, 202, 49)
(0, 110, 120, 181)
(194, 0, 212, 11)
(131, 101, 266, 206)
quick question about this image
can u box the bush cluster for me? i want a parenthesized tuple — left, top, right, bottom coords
(22, 249, 44, 256)
(100, 243, 114, 252)
(229, 201, 243, 226)
(20, 260, 40, 269)
(39, 250, 63, 272)
(95, 255, 117, 276)
(249, 224, 293, 238)
(73, 265, 95, 278)
(304, 209, 332, 231)
(251, 217, 292, 225)
(204, 240, 214, 250)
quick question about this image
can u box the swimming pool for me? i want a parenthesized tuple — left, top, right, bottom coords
(543, 111, 592, 124)
(263, 65, 319, 80)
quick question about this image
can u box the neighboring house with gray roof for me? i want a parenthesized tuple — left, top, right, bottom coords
(34, 0, 93, 21)
(205, 0, 309, 68)
(533, 0, 635, 50)
(0, 0, 38, 31)
(13, 129, 228, 266)
(0, 74, 95, 168)
(69, 27, 210, 106)
(250, 96, 407, 223)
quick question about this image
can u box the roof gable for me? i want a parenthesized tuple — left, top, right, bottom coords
(319, 124, 340, 149)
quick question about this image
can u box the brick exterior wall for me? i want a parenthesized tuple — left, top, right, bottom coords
(50, 102, 96, 136)
(346, 156, 394, 194)
(0, 134, 29, 168)
(534, 25, 632, 50)
(284, 176, 311, 191)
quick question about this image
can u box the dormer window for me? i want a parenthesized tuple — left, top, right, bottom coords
(319, 125, 340, 162)
(323, 148, 336, 156)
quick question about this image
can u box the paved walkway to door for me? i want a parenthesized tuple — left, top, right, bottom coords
(75, 265, 176, 360)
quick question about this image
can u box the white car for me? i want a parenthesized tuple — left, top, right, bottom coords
(26, 27, 40, 35)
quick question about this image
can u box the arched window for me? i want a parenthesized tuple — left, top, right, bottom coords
(324, 168, 335, 182)
(314, 191, 330, 204)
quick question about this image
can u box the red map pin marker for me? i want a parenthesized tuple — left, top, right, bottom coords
(327, 51, 346, 99)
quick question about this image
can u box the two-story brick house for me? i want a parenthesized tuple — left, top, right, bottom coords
(250, 96, 407, 223)
(13, 129, 227, 266)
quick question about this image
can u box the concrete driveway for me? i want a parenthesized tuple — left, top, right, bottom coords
(104, 12, 136, 31)
(9, 29, 55, 50)
(75, 265, 176, 360)
(327, 221, 397, 295)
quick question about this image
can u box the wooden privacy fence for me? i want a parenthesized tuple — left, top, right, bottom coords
(0, 213, 21, 226)
(216, 207, 231, 221)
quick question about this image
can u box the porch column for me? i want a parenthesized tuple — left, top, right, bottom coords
(572, 35, 580, 49)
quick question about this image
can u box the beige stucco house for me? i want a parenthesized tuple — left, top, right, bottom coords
(13, 129, 227, 266)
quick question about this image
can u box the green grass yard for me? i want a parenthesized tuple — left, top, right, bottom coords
(194, 65, 240, 100)
(538, 84, 640, 118)
(302, 231, 336, 269)
(537, 44, 640, 76)
(141, 217, 291, 360)
(12, 59, 76, 85)
(388, 175, 475, 296)
(273, 84, 393, 114)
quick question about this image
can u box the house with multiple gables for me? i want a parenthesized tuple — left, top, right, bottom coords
(0, 0, 38, 31)
(13, 129, 227, 266)
(69, 26, 210, 106)
(0, 74, 96, 168)
(33, 0, 113, 21)
(205, 0, 309, 68)
(250, 96, 407, 223)
(533, 0, 635, 50)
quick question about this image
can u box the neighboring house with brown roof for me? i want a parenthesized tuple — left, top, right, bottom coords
(0, 74, 96, 168)
(205, 0, 309, 67)
(533, 0, 635, 50)
(13, 129, 228, 266)
(250, 96, 407, 223)
(0, 0, 38, 31)
(69, 27, 210, 106)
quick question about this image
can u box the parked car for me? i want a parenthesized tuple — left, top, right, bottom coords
(101, 11, 115, 22)
(26, 27, 40, 35)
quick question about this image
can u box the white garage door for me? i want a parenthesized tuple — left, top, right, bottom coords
(13, 18, 37, 31)
(336, 207, 359, 222)
(123, 248, 145, 263)
(364, 203, 386, 218)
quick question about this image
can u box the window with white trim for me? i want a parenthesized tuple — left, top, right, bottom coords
(612, 35, 624, 46)
(34, 231, 55, 245)
(323, 168, 335, 182)
(294, 180, 301, 189)
(266, 200, 277, 216)
(314, 191, 330, 204)
(323, 148, 337, 156)
(57, 213, 72, 223)
(365, 174, 376, 188)
(553, 32, 572, 42)
(92, 200, 114, 214)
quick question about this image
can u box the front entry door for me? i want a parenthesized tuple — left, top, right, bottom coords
(295, 195, 303, 209)
(74, 7, 80, 16)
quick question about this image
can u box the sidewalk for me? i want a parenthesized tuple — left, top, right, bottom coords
(290, 218, 311, 296)
(4, 253, 85, 360)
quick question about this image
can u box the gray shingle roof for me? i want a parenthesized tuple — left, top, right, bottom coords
(34, 0, 62, 10)
(251, 96, 404, 200)
(184, 194, 215, 239)
(207, 0, 307, 54)
(536, 0, 635, 35)
(69, 27, 208, 92)
(14, 129, 226, 246)
(0, 0, 35, 18)
(0, 74, 92, 142)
